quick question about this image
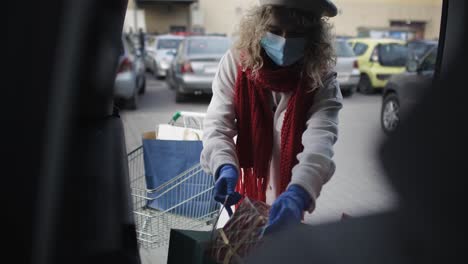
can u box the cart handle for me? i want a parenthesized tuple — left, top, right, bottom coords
(170, 111, 206, 123)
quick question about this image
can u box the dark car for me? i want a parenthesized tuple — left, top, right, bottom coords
(407, 39, 438, 61)
(381, 46, 438, 134)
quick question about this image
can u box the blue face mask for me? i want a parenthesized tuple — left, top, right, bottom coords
(260, 32, 306, 67)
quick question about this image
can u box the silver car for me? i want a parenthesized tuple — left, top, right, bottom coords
(335, 39, 360, 97)
(167, 36, 231, 102)
(114, 36, 146, 110)
(145, 34, 184, 79)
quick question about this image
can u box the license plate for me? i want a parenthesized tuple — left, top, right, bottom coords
(338, 75, 349, 83)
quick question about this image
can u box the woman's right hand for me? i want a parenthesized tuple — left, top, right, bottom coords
(214, 164, 241, 208)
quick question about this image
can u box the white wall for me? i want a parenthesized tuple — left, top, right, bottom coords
(123, 9, 147, 33)
(198, 0, 257, 36)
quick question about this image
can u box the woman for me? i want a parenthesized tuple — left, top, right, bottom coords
(201, 0, 342, 233)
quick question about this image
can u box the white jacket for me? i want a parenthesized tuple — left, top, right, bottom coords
(201, 49, 343, 212)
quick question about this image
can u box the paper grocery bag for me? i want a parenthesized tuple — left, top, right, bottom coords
(157, 124, 203, 141)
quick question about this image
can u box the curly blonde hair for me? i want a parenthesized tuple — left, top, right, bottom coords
(234, 5, 336, 90)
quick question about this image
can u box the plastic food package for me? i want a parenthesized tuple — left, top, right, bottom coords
(211, 197, 270, 264)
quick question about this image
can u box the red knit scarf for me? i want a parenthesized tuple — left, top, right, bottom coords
(234, 57, 316, 202)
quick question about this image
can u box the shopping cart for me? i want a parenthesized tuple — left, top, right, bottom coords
(127, 111, 219, 249)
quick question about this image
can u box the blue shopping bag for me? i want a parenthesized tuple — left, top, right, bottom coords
(143, 139, 203, 189)
(142, 138, 217, 217)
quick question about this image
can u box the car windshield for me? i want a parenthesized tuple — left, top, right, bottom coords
(408, 42, 436, 59)
(353, 42, 368, 56)
(420, 48, 438, 72)
(187, 38, 231, 55)
(379, 43, 408, 67)
(157, 39, 182, 50)
(336, 41, 355, 57)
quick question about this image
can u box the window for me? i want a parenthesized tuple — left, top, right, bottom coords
(390, 20, 426, 40)
(335, 40, 355, 57)
(408, 42, 430, 59)
(378, 43, 408, 67)
(169, 25, 187, 33)
(420, 48, 438, 72)
(408, 41, 438, 60)
(187, 38, 231, 55)
(157, 39, 182, 50)
(353, 43, 368, 56)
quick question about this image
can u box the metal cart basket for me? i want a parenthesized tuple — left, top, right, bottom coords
(127, 111, 218, 249)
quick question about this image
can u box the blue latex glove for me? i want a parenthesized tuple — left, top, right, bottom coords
(264, 185, 312, 235)
(214, 164, 241, 216)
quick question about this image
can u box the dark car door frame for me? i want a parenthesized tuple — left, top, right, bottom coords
(8, 0, 141, 264)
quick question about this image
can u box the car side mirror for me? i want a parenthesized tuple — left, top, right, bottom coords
(406, 60, 419, 73)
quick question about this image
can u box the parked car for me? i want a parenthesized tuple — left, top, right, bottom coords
(114, 36, 146, 110)
(381, 46, 437, 134)
(144, 33, 157, 50)
(347, 38, 408, 94)
(145, 34, 184, 79)
(407, 39, 438, 61)
(335, 39, 360, 97)
(166, 36, 232, 102)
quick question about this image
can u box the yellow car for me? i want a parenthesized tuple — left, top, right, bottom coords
(347, 38, 408, 94)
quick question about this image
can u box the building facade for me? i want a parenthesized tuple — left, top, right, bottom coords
(124, 0, 196, 34)
(332, 0, 442, 40)
(127, 0, 443, 40)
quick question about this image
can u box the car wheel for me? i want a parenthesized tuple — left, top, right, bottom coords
(341, 86, 356, 97)
(153, 62, 158, 78)
(138, 76, 146, 95)
(358, 74, 374, 94)
(381, 93, 400, 134)
(125, 85, 138, 110)
(125, 95, 138, 110)
(167, 79, 174, 90)
(166, 72, 174, 90)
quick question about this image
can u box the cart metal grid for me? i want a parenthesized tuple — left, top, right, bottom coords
(127, 112, 219, 249)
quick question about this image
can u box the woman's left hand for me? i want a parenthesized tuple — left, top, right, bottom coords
(264, 185, 311, 235)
